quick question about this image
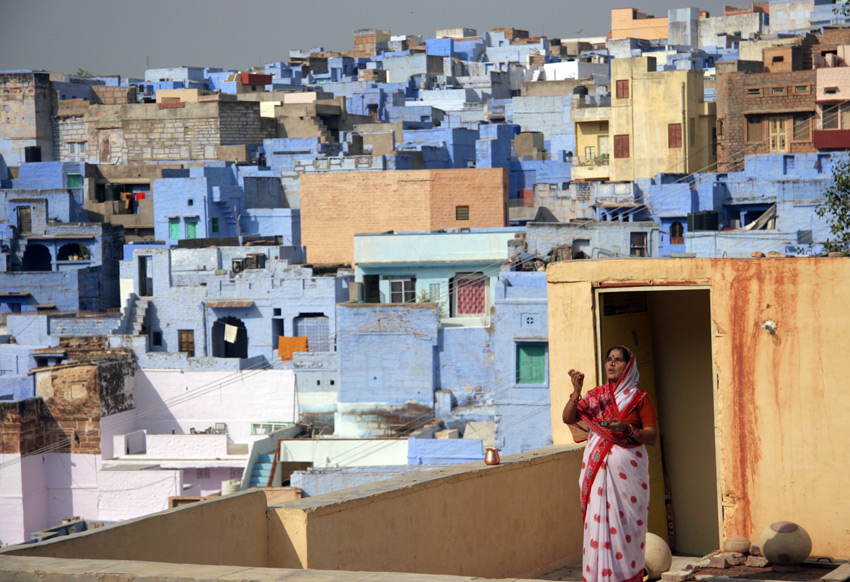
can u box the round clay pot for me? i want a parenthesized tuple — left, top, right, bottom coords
(758, 521, 812, 572)
(644, 532, 673, 580)
(723, 535, 752, 555)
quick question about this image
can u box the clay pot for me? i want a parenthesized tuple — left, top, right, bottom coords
(644, 532, 673, 580)
(723, 535, 752, 555)
(758, 521, 812, 572)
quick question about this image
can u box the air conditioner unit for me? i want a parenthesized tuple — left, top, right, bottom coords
(245, 255, 258, 270)
(231, 258, 245, 274)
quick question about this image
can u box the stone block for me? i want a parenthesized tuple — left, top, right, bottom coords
(822, 563, 850, 582)
(707, 556, 729, 569)
(745, 556, 769, 568)
(661, 571, 695, 582)
(436, 428, 460, 439)
(720, 552, 746, 566)
(749, 544, 761, 556)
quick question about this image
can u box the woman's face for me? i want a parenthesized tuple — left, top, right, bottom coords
(606, 349, 629, 383)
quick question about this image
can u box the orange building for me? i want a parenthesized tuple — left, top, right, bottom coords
(610, 8, 670, 41)
(300, 168, 509, 266)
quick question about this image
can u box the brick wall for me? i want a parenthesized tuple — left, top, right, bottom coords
(300, 168, 508, 266)
(716, 69, 816, 171)
(0, 398, 45, 454)
(218, 101, 276, 145)
(91, 86, 137, 105)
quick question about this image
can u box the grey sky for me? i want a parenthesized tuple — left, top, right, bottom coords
(1, 0, 731, 78)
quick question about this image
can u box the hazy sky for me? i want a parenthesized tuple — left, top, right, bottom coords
(1, 0, 732, 77)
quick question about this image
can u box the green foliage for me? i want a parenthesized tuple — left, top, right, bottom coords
(837, 0, 850, 16)
(73, 68, 95, 79)
(816, 159, 850, 254)
(417, 288, 445, 317)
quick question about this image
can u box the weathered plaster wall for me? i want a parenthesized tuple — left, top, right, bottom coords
(96, 467, 183, 521)
(547, 257, 850, 558)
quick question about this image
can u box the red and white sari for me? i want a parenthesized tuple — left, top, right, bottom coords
(577, 354, 650, 582)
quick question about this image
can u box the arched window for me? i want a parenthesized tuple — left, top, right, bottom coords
(57, 243, 90, 261)
(670, 222, 685, 245)
(22, 244, 51, 271)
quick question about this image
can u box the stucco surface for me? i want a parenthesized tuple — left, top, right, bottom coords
(546, 257, 850, 558)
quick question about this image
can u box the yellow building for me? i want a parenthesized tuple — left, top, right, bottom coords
(608, 57, 716, 182)
(547, 257, 850, 559)
(610, 8, 669, 41)
(571, 95, 611, 181)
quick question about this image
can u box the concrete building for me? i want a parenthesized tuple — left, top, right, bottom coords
(548, 256, 850, 558)
(300, 168, 509, 266)
(0, 72, 55, 166)
(609, 56, 716, 182)
(113, 245, 347, 367)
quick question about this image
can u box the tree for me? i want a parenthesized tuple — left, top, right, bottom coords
(816, 158, 850, 254)
(72, 68, 95, 79)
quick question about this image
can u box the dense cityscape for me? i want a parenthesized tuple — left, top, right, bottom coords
(0, 2, 848, 582)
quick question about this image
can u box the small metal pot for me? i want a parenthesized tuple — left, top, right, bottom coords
(484, 448, 501, 465)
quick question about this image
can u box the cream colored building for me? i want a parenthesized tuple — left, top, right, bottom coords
(608, 57, 716, 182)
(547, 257, 850, 559)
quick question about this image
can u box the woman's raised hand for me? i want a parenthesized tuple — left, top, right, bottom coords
(568, 369, 584, 392)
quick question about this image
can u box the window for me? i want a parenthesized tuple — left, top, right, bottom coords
(455, 205, 469, 220)
(516, 343, 547, 385)
(746, 116, 763, 142)
(689, 118, 696, 147)
(668, 124, 682, 148)
(616, 79, 630, 99)
(771, 86, 787, 95)
(188, 199, 194, 206)
(769, 117, 788, 153)
(825, 87, 839, 95)
(783, 155, 796, 174)
(613, 135, 630, 159)
(251, 422, 290, 435)
(178, 330, 195, 357)
(273, 308, 282, 316)
(747, 88, 762, 97)
(450, 272, 487, 316)
(389, 279, 416, 303)
(630, 232, 648, 257)
(428, 282, 441, 302)
(66, 173, 82, 188)
(584, 146, 596, 160)
(211, 217, 220, 234)
(169, 219, 180, 239)
(793, 114, 810, 141)
(717, 119, 724, 138)
(152, 331, 162, 346)
(772, 56, 784, 64)
(196, 468, 210, 480)
(794, 85, 809, 94)
(670, 222, 684, 245)
(185, 219, 198, 239)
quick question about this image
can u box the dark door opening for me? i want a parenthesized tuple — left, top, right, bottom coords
(598, 288, 718, 555)
(17, 207, 32, 234)
(139, 255, 153, 296)
(22, 244, 51, 271)
(212, 316, 248, 358)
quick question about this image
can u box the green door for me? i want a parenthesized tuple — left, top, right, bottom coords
(169, 219, 180, 239)
(516, 343, 546, 384)
(185, 219, 198, 239)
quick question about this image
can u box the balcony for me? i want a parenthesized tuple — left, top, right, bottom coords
(813, 128, 850, 149)
(571, 155, 610, 181)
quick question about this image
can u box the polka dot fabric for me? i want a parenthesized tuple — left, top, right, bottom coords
(580, 444, 649, 582)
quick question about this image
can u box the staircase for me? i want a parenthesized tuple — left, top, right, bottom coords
(312, 117, 334, 143)
(247, 453, 276, 488)
(113, 294, 150, 335)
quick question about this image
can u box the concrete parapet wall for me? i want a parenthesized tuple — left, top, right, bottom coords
(269, 446, 584, 578)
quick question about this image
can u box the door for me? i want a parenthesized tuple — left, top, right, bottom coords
(17, 207, 32, 234)
(138, 255, 153, 296)
(178, 330, 195, 357)
(185, 219, 198, 239)
(769, 117, 788, 152)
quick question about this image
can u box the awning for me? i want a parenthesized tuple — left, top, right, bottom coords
(205, 300, 255, 308)
(0, 291, 30, 297)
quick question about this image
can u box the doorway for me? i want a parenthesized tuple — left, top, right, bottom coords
(597, 288, 718, 556)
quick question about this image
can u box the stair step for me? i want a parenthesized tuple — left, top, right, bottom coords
(257, 454, 275, 462)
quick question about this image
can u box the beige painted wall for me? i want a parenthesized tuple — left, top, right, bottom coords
(547, 258, 850, 558)
(4, 489, 271, 567)
(301, 169, 508, 266)
(268, 447, 585, 578)
(646, 290, 718, 555)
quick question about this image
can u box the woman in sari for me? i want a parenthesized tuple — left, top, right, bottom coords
(562, 346, 658, 582)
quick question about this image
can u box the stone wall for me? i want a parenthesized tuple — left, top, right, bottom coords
(0, 72, 55, 165)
